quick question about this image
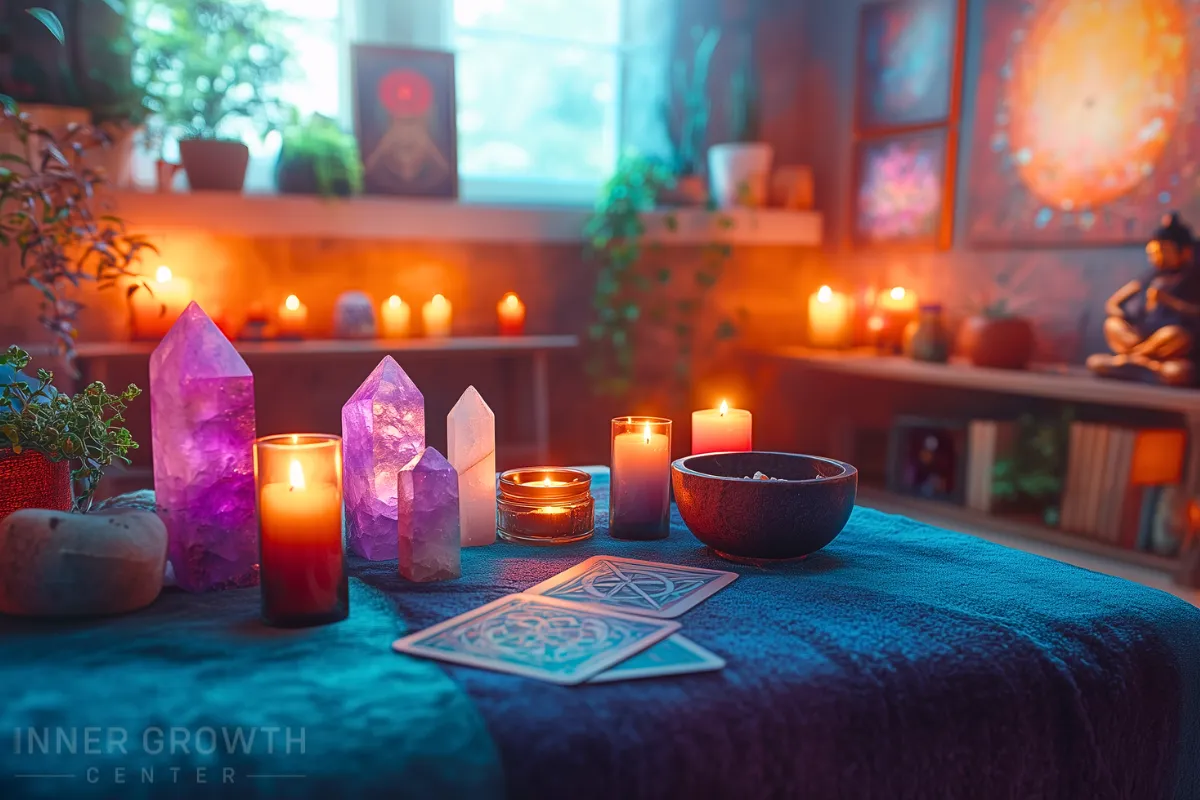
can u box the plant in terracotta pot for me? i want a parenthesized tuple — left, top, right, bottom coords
(957, 295, 1037, 370)
(135, 0, 293, 192)
(707, 31, 772, 209)
(661, 26, 719, 207)
(276, 113, 363, 197)
(0, 346, 141, 518)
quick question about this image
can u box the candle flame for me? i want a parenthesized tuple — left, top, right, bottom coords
(868, 315, 885, 332)
(432, 293, 447, 308)
(719, 400, 728, 416)
(285, 294, 301, 311)
(288, 459, 306, 491)
(503, 292, 520, 308)
(817, 285, 832, 302)
(387, 295, 402, 308)
(889, 286, 906, 301)
(643, 423, 651, 444)
(291, 434, 299, 445)
(155, 266, 173, 283)
(540, 473, 552, 486)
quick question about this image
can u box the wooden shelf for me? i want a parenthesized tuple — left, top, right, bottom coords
(72, 335, 580, 359)
(100, 190, 824, 246)
(768, 347, 1200, 416)
(857, 486, 1180, 574)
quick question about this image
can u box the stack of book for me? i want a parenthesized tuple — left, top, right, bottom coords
(965, 420, 1017, 513)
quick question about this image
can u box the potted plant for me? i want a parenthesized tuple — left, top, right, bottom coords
(276, 113, 363, 197)
(661, 26, 720, 207)
(957, 267, 1037, 370)
(135, 0, 292, 192)
(707, 33, 773, 209)
(0, 346, 141, 518)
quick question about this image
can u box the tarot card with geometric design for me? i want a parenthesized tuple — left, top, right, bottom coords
(524, 556, 737, 619)
(589, 634, 725, 683)
(391, 594, 679, 685)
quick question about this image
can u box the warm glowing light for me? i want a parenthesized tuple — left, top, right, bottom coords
(889, 286, 906, 301)
(288, 459, 306, 492)
(291, 434, 299, 445)
(719, 400, 729, 416)
(432, 293, 447, 308)
(868, 315, 885, 332)
(387, 295, 402, 308)
(155, 266, 173, 283)
(285, 294, 301, 311)
(643, 423, 651, 444)
(817, 285, 833, 302)
(503, 293, 520, 309)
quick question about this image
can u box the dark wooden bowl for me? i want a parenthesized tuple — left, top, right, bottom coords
(671, 452, 857, 563)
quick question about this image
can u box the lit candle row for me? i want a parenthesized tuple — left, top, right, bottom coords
(806, 285, 917, 351)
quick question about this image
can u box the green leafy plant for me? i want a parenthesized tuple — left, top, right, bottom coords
(990, 409, 1073, 526)
(663, 26, 720, 177)
(968, 263, 1037, 321)
(1, 345, 141, 512)
(0, 106, 157, 363)
(584, 155, 741, 398)
(276, 113, 363, 197)
(134, 0, 293, 141)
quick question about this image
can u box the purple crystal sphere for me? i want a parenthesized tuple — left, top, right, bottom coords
(398, 447, 460, 582)
(150, 302, 259, 592)
(342, 356, 425, 560)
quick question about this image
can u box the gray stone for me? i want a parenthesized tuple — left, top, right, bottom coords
(0, 508, 168, 617)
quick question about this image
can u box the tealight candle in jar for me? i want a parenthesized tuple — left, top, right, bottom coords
(381, 295, 412, 338)
(276, 294, 309, 339)
(496, 468, 595, 545)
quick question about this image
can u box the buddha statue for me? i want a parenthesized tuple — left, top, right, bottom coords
(1087, 212, 1200, 387)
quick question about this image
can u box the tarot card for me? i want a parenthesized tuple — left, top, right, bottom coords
(524, 556, 737, 619)
(589, 635, 725, 683)
(391, 594, 679, 685)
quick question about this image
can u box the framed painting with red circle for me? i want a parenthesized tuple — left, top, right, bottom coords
(378, 69, 434, 118)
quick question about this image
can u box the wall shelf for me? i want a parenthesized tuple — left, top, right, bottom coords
(101, 190, 823, 246)
(72, 335, 580, 359)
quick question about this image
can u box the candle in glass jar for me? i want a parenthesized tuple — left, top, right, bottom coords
(256, 434, 347, 627)
(130, 266, 194, 340)
(691, 400, 752, 454)
(807, 285, 852, 348)
(423, 294, 452, 337)
(497, 292, 526, 336)
(875, 286, 917, 353)
(381, 295, 411, 338)
(276, 294, 308, 339)
(610, 417, 672, 540)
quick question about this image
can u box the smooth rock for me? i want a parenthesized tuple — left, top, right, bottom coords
(0, 508, 168, 617)
(333, 291, 378, 339)
(398, 447, 460, 582)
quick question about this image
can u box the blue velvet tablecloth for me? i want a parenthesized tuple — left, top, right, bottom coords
(2, 472, 1199, 799)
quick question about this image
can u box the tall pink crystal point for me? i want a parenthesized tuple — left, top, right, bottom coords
(150, 301, 258, 592)
(398, 447, 461, 582)
(342, 355, 425, 560)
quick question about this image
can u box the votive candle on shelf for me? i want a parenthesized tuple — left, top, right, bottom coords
(381, 295, 412, 338)
(610, 416, 672, 540)
(496, 468, 595, 545)
(255, 434, 348, 627)
(497, 292, 526, 336)
(276, 294, 308, 339)
(875, 286, 917, 353)
(691, 400, 752, 455)
(423, 294, 452, 337)
(807, 285, 852, 348)
(130, 266, 194, 340)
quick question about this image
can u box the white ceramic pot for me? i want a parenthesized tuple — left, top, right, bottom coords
(708, 142, 774, 208)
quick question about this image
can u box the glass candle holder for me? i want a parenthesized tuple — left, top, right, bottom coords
(497, 468, 594, 545)
(254, 434, 348, 627)
(610, 416, 672, 540)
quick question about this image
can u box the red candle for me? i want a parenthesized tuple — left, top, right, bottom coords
(497, 292, 526, 336)
(255, 434, 347, 626)
(691, 400, 752, 454)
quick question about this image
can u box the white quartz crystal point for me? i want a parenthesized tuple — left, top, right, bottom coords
(447, 385, 497, 547)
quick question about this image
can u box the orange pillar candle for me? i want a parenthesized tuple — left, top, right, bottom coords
(381, 295, 412, 338)
(423, 294, 452, 337)
(130, 266, 194, 340)
(807, 285, 852, 348)
(276, 294, 309, 339)
(497, 292, 526, 336)
(875, 286, 917, 353)
(255, 434, 348, 627)
(691, 400, 752, 454)
(610, 416, 672, 540)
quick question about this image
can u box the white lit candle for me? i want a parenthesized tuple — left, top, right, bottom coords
(381, 295, 411, 338)
(130, 266, 194, 340)
(807, 285, 852, 348)
(497, 292, 526, 336)
(691, 400, 752, 455)
(422, 294, 452, 338)
(610, 418, 671, 539)
(277, 294, 308, 339)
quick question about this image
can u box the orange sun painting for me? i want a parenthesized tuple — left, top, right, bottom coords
(968, 0, 1200, 244)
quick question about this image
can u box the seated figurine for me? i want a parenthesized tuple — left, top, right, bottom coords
(1087, 212, 1200, 387)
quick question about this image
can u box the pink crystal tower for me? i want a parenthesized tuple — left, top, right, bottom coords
(398, 447, 461, 582)
(150, 302, 258, 592)
(342, 356, 425, 560)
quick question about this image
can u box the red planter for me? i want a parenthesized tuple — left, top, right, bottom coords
(957, 316, 1036, 370)
(0, 450, 73, 521)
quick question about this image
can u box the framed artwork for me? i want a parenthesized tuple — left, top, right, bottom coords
(352, 45, 458, 198)
(851, 127, 956, 249)
(967, 0, 1200, 245)
(887, 416, 967, 505)
(855, 0, 966, 133)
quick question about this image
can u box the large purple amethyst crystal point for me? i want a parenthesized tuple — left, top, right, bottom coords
(398, 447, 460, 582)
(342, 355, 425, 560)
(150, 301, 258, 592)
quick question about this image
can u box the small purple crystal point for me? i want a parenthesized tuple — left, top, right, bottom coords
(342, 356, 425, 560)
(398, 447, 460, 582)
(150, 302, 258, 592)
